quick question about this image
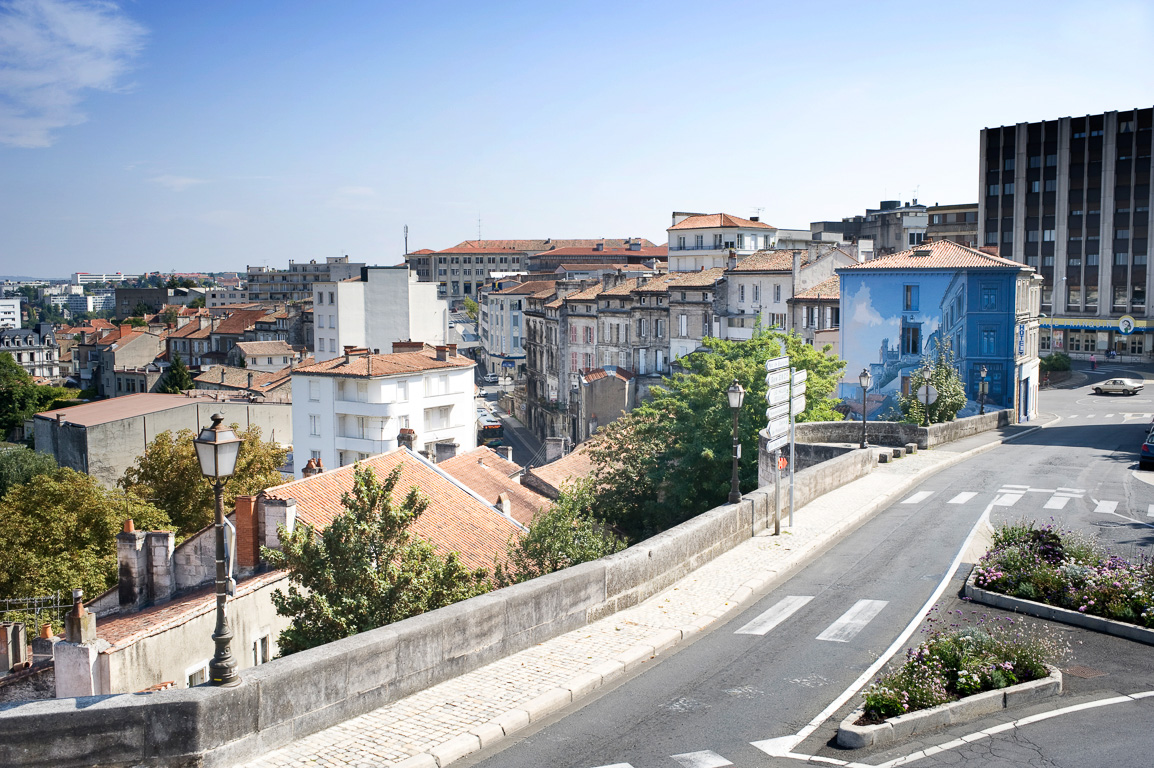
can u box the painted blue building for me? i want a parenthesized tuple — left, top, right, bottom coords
(837, 239, 1043, 422)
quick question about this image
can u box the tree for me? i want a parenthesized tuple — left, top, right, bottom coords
(131, 301, 152, 317)
(188, 296, 206, 309)
(0, 467, 170, 600)
(159, 307, 179, 326)
(263, 463, 489, 655)
(899, 339, 967, 424)
(125, 316, 147, 328)
(462, 296, 479, 322)
(0, 353, 74, 438)
(587, 328, 846, 540)
(120, 423, 288, 535)
(158, 352, 193, 394)
(493, 478, 625, 588)
(0, 446, 57, 498)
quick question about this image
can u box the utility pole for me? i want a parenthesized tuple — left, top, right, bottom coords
(404, 225, 408, 256)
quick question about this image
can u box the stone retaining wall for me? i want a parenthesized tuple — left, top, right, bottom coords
(794, 409, 1012, 450)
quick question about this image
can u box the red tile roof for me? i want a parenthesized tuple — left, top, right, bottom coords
(291, 348, 472, 378)
(444, 238, 656, 252)
(843, 238, 1029, 271)
(730, 249, 810, 272)
(792, 275, 840, 300)
(667, 268, 726, 288)
(36, 393, 213, 426)
(262, 449, 521, 570)
(494, 280, 558, 296)
(533, 245, 668, 258)
(210, 309, 269, 336)
(669, 213, 775, 231)
(525, 443, 596, 496)
(438, 447, 551, 526)
(564, 283, 606, 301)
(582, 366, 634, 383)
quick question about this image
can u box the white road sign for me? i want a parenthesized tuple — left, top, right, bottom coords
(766, 369, 791, 387)
(768, 417, 790, 438)
(791, 369, 808, 385)
(764, 434, 789, 452)
(767, 385, 790, 405)
(765, 356, 789, 372)
(791, 381, 807, 397)
(766, 403, 790, 421)
(916, 384, 939, 406)
(791, 395, 806, 416)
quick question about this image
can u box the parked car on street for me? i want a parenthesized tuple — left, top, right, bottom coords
(483, 372, 500, 384)
(1094, 378, 1144, 396)
(1139, 432, 1154, 470)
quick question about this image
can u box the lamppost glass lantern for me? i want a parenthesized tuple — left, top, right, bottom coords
(921, 364, 932, 427)
(727, 379, 745, 503)
(979, 365, 989, 415)
(193, 413, 242, 687)
(858, 368, 872, 449)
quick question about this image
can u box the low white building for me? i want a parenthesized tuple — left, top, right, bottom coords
(291, 343, 476, 472)
(667, 212, 778, 272)
(230, 340, 302, 372)
(312, 265, 447, 362)
(205, 288, 251, 309)
(0, 298, 20, 329)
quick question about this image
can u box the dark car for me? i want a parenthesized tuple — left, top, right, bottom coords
(1141, 433, 1154, 470)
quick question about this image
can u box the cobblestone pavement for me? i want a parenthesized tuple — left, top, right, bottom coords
(242, 421, 1048, 768)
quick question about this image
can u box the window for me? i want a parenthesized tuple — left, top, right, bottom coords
(1003, 183, 1015, 195)
(656, 319, 664, 338)
(1045, 179, 1057, 192)
(1045, 154, 1057, 166)
(736, 234, 745, 249)
(328, 292, 334, 304)
(309, 414, 320, 436)
(774, 284, 782, 303)
(752, 284, 760, 302)
(1031, 180, 1040, 194)
(678, 236, 686, 248)
(424, 405, 451, 430)
(186, 663, 208, 688)
(1029, 156, 1042, 168)
(1115, 252, 1129, 266)
(903, 285, 919, 311)
(987, 184, 999, 196)
(980, 328, 997, 356)
(308, 380, 320, 401)
(310, 450, 321, 462)
(739, 284, 745, 302)
(901, 325, 920, 355)
(695, 234, 704, 247)
(679, 314, 687, 336)
(981, 286, 997, 310)
(1042, 230, 1055, 242)
(254, 635, 270, 666)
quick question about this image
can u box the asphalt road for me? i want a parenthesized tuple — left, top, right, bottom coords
(459, 363, 1154, 768)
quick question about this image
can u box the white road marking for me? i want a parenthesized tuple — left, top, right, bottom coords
(948, 492, 977, 504)
(816, 600, 888, 643)
(671, 751, 733, 768)
(590, 764, 633, 768)
(735, 596, 814, 636)
(1002, 484, 1030, 489)
(1106, 413, 1116, 418)
(1056, 487, 1086, 493)
(1094, 500, 1118, 515)
(993, 493, 1022, 506)
(1044, 496, 1070, 510)
(901, 491, 932, 504)
(1148, 504, 1154, 518)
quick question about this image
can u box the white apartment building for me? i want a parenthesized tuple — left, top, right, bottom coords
(246, 256, 364, 304)
(479, 281, 554, 378)
(71, 272, 141, 286)
(312, 265, 447, 362)
(666, 212, 778, 272)
(206, 289, 251, 308)
(0, 298, 20, 329)
(291, 344, 475, 473)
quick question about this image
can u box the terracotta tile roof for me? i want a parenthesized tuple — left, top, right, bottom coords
(730, 249, 810, 273)
(669, 213, 774, 231)
(545, 298, 563, 309)
(494, 280, 557, 296)
(558, 263, 628, 271)
(581, 366, 634, 383)
(96, 570, 289, 650)
(90, 319, 116, 330)
(564, 283, 606, 301)
(169, 321, 211, 339)
(842, 238, 1029, 271)
(667, 268, 726, 288)
(36, 393, 210, 426)
(210, 309, 269, 336)
(533, 245, 668, 258)
(600, 278, 640, 297)
(525, 443, 596, 495)
(194, 366, 278, 389)
(792, 275, 840, 300)
(634, 274, 680, 294)
(291, 348, 473, 378)
(408, 248, 436, 255)
(234, 340, 294, 357)
(262, 448, 521, 571)
(438, 447, 551, 526)
(444, 238, 656, 252)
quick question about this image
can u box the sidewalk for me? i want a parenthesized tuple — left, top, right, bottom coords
(242, 417, 1053, 768)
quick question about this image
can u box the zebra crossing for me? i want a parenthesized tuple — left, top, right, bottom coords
(1064, 411, 1153, 421)
(735, 595, 889, 643)
(893, 484, 1138, 512)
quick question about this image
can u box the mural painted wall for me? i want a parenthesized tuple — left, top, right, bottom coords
(838, 267, 1022, 419)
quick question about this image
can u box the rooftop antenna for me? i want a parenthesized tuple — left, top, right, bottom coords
(478, 214, 482, 243)
(404, 224, 409, 256)
(752, 207, 765, 219)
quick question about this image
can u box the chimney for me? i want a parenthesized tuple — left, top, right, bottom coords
(117, 521, 148, 612)
(0, 622, 28, 672)
(792, 250, 802, 287)
(120, 324, 131, 336)
(220, 367, 226, 383)
(146, 531, 175, 604)
(727, 249, 737, 271)
(397, 428, 416, 451)
(30, 624, 59, 664)
(234, 495, 259, 570)
(544, 436, 566, 463)
(496, 492, 512, 518)
(258, 496, 297, 553)
(630, 241, 640, 251)
(750, 216, 760, 222)
(435, 345, 449, 362)
(594, 243, 604, 252)
(494, 444, 513, 461)
(247, 372, 254, 389)
(392, 340, 424, 353)
(64, 589, 96, 644)
(447, 343, 457, 356)
(435, 442, 458, 463)
(301, 457, 320, 477)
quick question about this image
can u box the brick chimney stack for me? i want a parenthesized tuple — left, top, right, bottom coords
(435, 345, 449, 362)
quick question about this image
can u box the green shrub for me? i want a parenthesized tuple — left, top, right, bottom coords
(1040, 352, 1072, 372)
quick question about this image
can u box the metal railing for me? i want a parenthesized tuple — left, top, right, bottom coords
(1, 593, 71, 629)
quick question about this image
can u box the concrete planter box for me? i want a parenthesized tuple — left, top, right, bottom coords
(836, 665, 1062, 749)
(963, 567, 1154, 646)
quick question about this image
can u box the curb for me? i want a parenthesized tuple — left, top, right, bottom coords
(399, 417, 1058, 767)
(963, 568, 1154, 646)
(836, 665, 1063, 749)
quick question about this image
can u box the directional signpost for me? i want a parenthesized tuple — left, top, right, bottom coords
(764, 356, 790, 535)
(788, 369, 806, 527)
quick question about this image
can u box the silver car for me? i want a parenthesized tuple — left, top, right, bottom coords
(1094, 377, 1144, 395)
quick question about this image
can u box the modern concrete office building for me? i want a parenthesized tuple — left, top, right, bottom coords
(979, 107, 1153, 358)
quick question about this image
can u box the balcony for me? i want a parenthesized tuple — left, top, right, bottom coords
(668, 244, 734, 252)
(335, 399, 396, 417)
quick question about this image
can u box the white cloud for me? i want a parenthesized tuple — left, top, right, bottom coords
(0, 0, 146, 148)
(149, 174, 207, 191)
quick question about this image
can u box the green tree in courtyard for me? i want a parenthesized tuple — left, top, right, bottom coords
(264, 463, 489, 655)
(158, 352, 194, 393)
(493, 478, 625, 587)
(587, 328, 846, 540)
(0, 446, 57, 498)
(0, 353, 74, 438)
(0, 468, 170, 600)
(462, 296, 479, 321)
(120, 423, 287, 535)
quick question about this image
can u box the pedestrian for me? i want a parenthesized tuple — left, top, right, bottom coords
(1090, 353, 1097, 370)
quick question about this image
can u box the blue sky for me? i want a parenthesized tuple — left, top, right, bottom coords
(2, 0, 1152, 277)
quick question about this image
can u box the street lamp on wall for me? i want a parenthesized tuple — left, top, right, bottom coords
(921, 364, 932, 428)
(979, 365, 989, 415)
(727, 379, 745, 504)
(858, 368, 872, 449)
(194, 413, 242, 687)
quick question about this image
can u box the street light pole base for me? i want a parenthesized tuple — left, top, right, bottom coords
(210, 627, 240, 687)
(728, 491, 742, 504)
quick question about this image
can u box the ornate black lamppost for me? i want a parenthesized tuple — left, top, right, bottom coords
(727, 379, 745, 503)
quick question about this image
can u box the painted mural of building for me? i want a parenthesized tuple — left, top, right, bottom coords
(837, 239, 1042, 422)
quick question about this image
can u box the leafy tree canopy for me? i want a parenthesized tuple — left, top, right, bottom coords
(462, 296, 479, 322)
(899, 339, 967, 424)
(264, 463, 489, 655)
(0, 446, 57, 498)
(158, 352, 193, 394)
(493, 478, 625, 588)
(120, 423, 288, 535)
(588, 328, 846, 540)
(0, 467, 170, 600)
(0, 353, 74, 437)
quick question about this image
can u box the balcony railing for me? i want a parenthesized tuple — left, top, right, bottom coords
(668, 244, 732, 251)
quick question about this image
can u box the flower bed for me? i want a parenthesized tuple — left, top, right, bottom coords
(973, 520, 1154, 627)
(858, 608, 1066, 723)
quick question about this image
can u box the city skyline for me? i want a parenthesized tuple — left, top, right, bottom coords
(1, 0, 1152, 276)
